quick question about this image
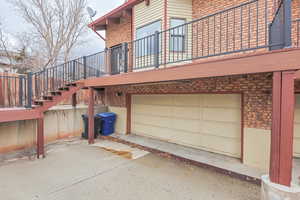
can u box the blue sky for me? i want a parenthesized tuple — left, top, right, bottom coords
(0, 0, 124, 56)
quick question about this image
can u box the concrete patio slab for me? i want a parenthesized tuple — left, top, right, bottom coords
(0, 137, 260, 200)
(108, 134, 300, 186)
(108, 134, 264, 182)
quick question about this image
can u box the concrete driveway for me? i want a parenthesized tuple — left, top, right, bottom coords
(0, 138, 260, 200)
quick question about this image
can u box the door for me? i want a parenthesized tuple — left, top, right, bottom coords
(110, 44, 123, 75)
(131, 94, 242, 158)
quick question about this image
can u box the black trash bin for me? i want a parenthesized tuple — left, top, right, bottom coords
(81, 114, 102, 139)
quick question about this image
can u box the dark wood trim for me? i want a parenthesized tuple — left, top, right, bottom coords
(0, 79, 3, 106)
(72, 93, 77, 107)
(270, 72, 283, 184)
(278, 71, 295, 186)
(82, 48, 300, 88)
(270, 71, 295, 187)
(295, 70, 300, 80)
(37, 115, 45, 159)
(126, 93, 132, 135)
(88, 87, 95, 144)
(241, 93, 245, 163)
(0, 109, 42, 123)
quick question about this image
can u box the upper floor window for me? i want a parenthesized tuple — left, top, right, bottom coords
(136, 20, 161, 57)
(170, 18, 186, 52)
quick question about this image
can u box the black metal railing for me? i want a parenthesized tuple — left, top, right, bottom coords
(31, 52, 108, 102)
(1, 0, 294, 109)
(0, 75, 27, 108)
(129, 0, 278, 69)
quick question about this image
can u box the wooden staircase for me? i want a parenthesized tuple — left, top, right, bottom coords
(32, 83, 83, 112)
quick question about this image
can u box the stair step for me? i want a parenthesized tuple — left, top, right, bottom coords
(58, 87, 69, 91)
(50, 91, 62, 96)
(66, 83, 77, 87)
(34, 100, 52, 106)
(42, 95, 54, 100)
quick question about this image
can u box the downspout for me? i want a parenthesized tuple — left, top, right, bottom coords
(90, 25, 106, 42)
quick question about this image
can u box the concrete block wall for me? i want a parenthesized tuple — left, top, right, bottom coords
(0, 105, 107, 154)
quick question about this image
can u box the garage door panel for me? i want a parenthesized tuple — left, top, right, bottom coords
(173, 95, 202, 106)
(294, 139, 300, 157)
(132, 124, 177, 140)
(171, 132, 241, 158)
(171, 106, 202, 120)
(294, 109, 300, 123)
(132, 94, 241, 158)
(132, 104, 172, 117)
(132, 114, 172, 128)
(202, 108, 241, 122)
(200, 121, 241, 138)
(171, 132, 205, 147)
(201, 134, 241, 157)
(170, 118, 202, 133)
(202, 94, 241, 108)
(295, 94, 300, 109)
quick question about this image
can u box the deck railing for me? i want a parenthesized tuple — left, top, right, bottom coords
(0, 75, 27, 108)
(0, 0, 295, 109)
(130, 0, 273, 69)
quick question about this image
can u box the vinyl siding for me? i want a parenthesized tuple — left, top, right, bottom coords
(134, 0, 164, 34)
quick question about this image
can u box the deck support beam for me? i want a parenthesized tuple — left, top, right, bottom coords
(72, 93, 77, 107)
(270, 71, 295, 187)
(37, 115, 45, 159)
(88, 87, 95, 144)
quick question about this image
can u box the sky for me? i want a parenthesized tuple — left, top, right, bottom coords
(0, 0, 124, 56)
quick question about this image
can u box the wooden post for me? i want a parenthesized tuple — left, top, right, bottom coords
(270, 71, 295, 187)
(37, 115, 45, 159)
(126, 94, 131, 135)
(88, 87, 95, 144)
(72, 93, 77, 107)
(0, 77, 3, 106)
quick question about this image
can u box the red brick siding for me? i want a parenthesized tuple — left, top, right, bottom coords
(292, 0, 300, 46)
(190, 0, 299, 58)
(102, 73, 273, 130)
(106, 13, 132, 48)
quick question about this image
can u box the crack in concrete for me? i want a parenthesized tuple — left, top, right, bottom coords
(33, 159, 133, 199)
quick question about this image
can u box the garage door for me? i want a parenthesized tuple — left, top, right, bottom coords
(131, 94, 242, 158)
(294, 94, 300, 157)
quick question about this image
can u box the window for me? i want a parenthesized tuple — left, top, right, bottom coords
(136, 20, 161, 57)
(170, 18, 186, 52)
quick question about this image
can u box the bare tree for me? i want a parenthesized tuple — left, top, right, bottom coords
(0, 21, 13, 68)
(10, 0, 88, 68)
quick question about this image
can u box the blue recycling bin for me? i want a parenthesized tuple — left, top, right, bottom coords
(96, 112, 116, 136)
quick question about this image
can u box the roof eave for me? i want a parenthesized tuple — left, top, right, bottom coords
(88, 0, 143, 29)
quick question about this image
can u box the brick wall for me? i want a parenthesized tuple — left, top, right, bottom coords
(100, 73, 300, 130)
(292, 0, 300, 47)
(106, 12, 132, 48)
(102, 73, 273, 130)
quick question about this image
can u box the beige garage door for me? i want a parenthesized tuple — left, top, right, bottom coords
(131, 94, 242, 158)
(294, 94, 300, 157)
